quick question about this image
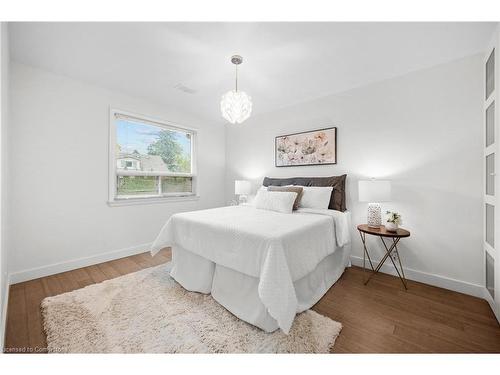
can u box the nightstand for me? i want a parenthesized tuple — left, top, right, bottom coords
(357, 224, 411, 289)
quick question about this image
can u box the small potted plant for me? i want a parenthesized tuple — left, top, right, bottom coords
(385, 211, 402, 232)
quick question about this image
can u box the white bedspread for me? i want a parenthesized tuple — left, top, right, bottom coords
(150, 205, 350, 333)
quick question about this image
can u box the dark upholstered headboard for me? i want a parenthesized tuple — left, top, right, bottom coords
(262, 175, 347, 212)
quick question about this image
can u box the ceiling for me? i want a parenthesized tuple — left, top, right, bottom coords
(9, 22, 496, 124)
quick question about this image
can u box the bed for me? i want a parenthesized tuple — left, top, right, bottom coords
(150, 175, 350, 333)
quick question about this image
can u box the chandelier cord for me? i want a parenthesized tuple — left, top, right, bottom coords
(221, 54, 252, 124)
(235, 64, 238, 92)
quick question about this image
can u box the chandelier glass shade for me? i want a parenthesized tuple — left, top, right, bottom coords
(221, 55, 252, 124)
(221, 90, 252, 124)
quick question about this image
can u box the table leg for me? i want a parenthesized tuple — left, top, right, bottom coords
(358, 230, 375, 284)
(363, 236, 408, 290)
(379, 237, 407, 289)
(362, 232, 365, 276)
(363, 240, 394, 285)
(393, 238, 408, 288)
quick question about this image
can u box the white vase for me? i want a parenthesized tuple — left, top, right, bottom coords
(385, 222, 398, 232)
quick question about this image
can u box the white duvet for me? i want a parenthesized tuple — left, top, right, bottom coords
(150, 205, 350, 333)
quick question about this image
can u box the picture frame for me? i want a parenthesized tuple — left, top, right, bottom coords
(275, 127, 337, 167)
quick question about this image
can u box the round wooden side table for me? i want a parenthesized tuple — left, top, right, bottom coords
(357, 224, 411, 289)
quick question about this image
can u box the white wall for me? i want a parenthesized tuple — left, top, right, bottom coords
(6, 52, 486, 298)
(8, 62, 226, 281)
(226, 55, 484, 293)
(0, 22, 10, 349)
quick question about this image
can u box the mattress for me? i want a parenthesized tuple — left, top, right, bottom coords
(151, 205, 351, 333)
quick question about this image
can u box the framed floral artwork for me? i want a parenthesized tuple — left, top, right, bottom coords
(275, 127, 337, 167)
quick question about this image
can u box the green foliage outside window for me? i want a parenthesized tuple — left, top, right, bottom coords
(147, 130, 191, 173)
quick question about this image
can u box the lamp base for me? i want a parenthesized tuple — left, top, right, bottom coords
(238, 195, 248, 205)
(367, 203, 381, 228)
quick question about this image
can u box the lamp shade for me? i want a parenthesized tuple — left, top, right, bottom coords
(235, 180, 251, 195)
(358, 180, 391, 202)
(221, 90, 253, 124)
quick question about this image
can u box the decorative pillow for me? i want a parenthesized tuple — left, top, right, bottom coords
(267, 186, 304, 210)
(262, 175, 347, 211)
(298, 186, 333, 209)
(253, 190, 298, 214)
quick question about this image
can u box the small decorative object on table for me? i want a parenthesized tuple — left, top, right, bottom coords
(358, 180, 391, 228)
(385, 211, 402, 232)
(234, 180, 251, 205)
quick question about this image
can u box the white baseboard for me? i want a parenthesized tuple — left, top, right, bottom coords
(1, 273, 10, 353)
(483, 288, 500, 323)
(9, 243, 152, 284)
(350, 255, 485, 299)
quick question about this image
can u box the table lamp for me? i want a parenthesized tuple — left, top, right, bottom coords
(235, 180, 251, 204)
(358, 180, 391, 228)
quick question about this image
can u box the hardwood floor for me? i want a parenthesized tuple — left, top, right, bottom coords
(4, 248, 500, 353)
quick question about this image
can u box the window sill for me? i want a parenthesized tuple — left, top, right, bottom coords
(107, 195, 200, 207)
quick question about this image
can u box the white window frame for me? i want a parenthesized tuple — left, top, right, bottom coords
(108, 108, 198, 206)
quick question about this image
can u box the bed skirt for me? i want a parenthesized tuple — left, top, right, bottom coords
(170, 244, 351, 332)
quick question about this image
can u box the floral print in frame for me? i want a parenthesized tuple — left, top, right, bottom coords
(275, 127, 337, 167)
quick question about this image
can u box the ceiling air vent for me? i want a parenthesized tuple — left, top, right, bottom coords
(174, 83, 197, 95)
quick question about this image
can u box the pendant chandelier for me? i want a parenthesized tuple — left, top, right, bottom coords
(220, 55, 252, 124)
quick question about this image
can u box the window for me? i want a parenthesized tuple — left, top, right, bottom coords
(109, 109, 196, 204)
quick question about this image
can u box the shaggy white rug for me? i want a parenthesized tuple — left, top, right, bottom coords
(41, 263, 342, 353)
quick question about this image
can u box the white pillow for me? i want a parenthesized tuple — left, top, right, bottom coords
(246, 186, 268, 205)
(253, 190, 298, 214)
(297, 186, 333, 209)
